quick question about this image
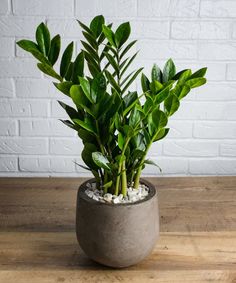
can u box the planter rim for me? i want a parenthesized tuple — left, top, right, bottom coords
(78, 178, 157, 207)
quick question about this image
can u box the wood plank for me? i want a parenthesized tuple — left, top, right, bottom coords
(0, 231, 235, 282)
(0, 177, 236, 232)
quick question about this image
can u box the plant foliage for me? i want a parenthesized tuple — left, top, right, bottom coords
(17, 16, 207, 196)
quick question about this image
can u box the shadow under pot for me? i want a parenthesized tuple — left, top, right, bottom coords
(76, 178, 159, 268)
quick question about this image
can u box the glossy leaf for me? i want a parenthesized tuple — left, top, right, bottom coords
(102, 25, 116, 47)
(120, 40, 137, 59)
(151, 64, 162, 82)
(79, 77, 94, 103)
(37, 63, 62, 81)
(115, 22, 131, 48)
(190, 67, 207, 79)
(90, 15, 105, 38)
(48, 35, 61, 65)
(35, 22, 50, 56)
(92, 152, 110, 170)
(72, 51, 84, 83)
(185, 77, 207, 88)
(121, 68, 143, 94)
(16, 40, 39, 52)
(105, 70, 121, 93)
(60, 42, 74, 78)
(164, 94, 180, 116)
(141, 73, 150, 93)
(54, 81, 73, 96)
(163, 58, 176, 83)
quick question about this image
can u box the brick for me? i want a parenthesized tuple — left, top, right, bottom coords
(189, 159, 236, 175)
(199, 42, 236, 60)
(138, 0, 199, 17)
(75, 0, 97, 17)
(0, 99, 48, 117)
(50, 138, 83, 155)
(171, 21, 231, 39)
(0, 59, 41, 78)
(98, 0, 137, 17)
(173, 101, 236, 121)
(20, 119, 75, 137)
(0, 38, 14, 57)
(0, 16, 41, 37)
(15, 79, 59, 98)
(47, 19, 81, 38)
(200, 0, 236, 18)
(196, 83, 236, 101)
(142, 157, 188, 175)
(220, 142, 236, 157)
(138, 40, 197, 60)
(0, 137, 48, 154)
(0, 119, 17, 136)
(167, 121, 193, 138)
(163, 140, 218, 157)
(147, 142, 163, 157)
(0, 156, 17, 172)
(19, 157, 76, 172)
(131, 20, 169, 39)
(0, 0, 9, 14)
(193, 122, 236, 139)
(0, 79, 14, 97)
(13, 0, 74, 16)
(226, 64, 236, 81)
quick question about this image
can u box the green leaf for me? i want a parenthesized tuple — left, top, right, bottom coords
(102, 25, 116, 47)
(78, 128, 97, 143)
(185, 77, 207, 88)
(154, 86, 170, 104)
(105, 70, 121, 93)
(16, 40, 39, 52)
(144, 159, 162, 172)
(65, 62, 73, 81)
(48, 35, 61, 66)
(82, 143, 99, 171)
(178, 85, 191, 99)
(172, 69, 188, 80)
(141, 73, 150, 93)
(84, 51, 101, 74)
(79, 77, 94, 103)
(121, 68, 143, 94)
(120, 51, 138, 77)
(37, 63, 62, 81)
(104, 52, 119, 75)
(81, 40, 99, 62)
(82, 31, 98, 50)
(120, 40, 137, 59)
(77, 20, 93, 35)
(151, 64, 162, 82)
(72, 51, 84, 83)
(90, 15, 105, 38)
(164, 94, 180, 116)
(177, 69, 192, 85)
(73, 118, 96, 134)
(153, 128, 169, 142)
(123, 91, 138, 108)
(35, 22, 50, 56)
(70, 85, 92, 113)
(60, 119, 76, 130)
(152, 109, 168, 130)
(60, 41, 74, 78)
(92, 152, 110, 171)
(190, 67, 207, 79)
(58, 101, 81, 120)
(115, 22, 131, 48)
(118, 132, 124, 150)
(102, 180, 113, 190)
(54, 81, 73, 96)
(91, 73, 106, 103)
(163, 58, 176, 83)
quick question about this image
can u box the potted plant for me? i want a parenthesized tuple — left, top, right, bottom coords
(17, 15, 207, 268)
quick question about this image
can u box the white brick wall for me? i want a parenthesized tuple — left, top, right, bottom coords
(0, 0, 235, 177)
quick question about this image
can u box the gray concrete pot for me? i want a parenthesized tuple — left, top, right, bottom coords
(76, 178, 159, 268)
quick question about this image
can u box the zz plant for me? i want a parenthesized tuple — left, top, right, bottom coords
(17, 15, 207, 197)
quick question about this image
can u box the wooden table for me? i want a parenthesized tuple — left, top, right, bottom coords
(0, 177, 236, 283)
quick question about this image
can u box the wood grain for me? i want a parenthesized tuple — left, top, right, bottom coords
(0, 177, 236, 282)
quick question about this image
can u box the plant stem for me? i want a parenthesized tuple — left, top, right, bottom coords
(121, 159, 127, 196)
(114, 137, 130, 196)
